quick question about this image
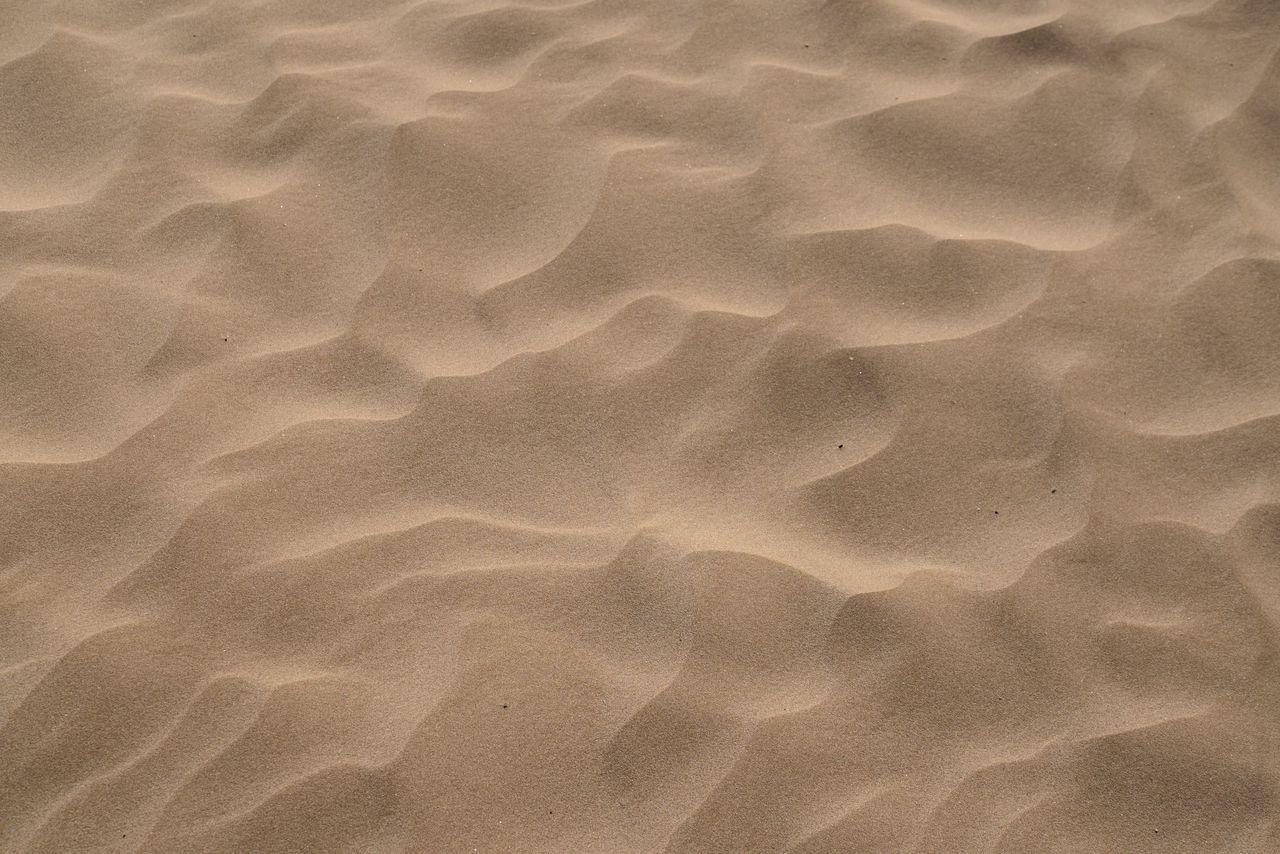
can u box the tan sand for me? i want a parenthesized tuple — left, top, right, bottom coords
(2, 0, 1279, 851)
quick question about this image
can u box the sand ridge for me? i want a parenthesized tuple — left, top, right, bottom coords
(1, 0, 1279, 851)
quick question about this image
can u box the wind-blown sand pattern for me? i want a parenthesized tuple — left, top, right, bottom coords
(2, 0, 1279, 851)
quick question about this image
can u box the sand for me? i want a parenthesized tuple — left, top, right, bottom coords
(1, 0, 1279, 851)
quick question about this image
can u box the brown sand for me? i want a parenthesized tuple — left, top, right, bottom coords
(2, 0, 1279, 851)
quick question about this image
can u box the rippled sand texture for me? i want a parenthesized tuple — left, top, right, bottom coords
(3, 0, 1280, 851)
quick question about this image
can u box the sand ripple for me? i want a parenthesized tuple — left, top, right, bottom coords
(2, 0, 1279, 851)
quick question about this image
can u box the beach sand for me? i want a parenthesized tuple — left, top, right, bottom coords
(2, 0, 1279, 851)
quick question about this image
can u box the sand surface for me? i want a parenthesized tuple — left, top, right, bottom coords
(2, 0, 1280, 851)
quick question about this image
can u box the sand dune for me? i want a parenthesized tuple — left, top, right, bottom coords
(2, 0, 1279, 851)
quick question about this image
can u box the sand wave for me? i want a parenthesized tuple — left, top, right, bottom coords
(3, 0, 1279, 850)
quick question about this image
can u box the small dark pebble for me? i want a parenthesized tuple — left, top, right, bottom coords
(502, 704, 508, 709)
(837, 444, 843, 449)
(1051, 488, 1057, 494)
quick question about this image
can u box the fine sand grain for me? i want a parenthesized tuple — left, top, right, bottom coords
(2, 0, 1279, 851)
